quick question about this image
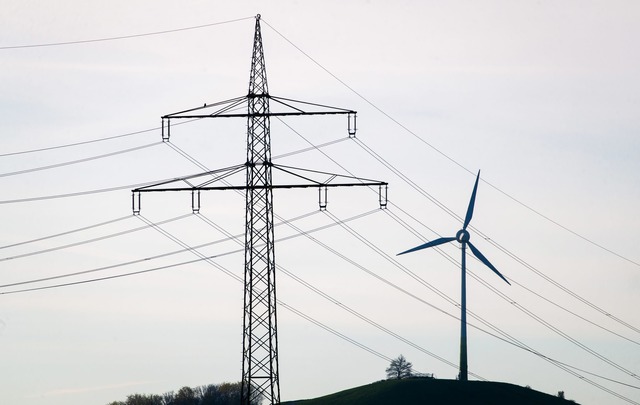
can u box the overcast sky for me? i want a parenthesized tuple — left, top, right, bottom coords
(1, 1, 639, 404)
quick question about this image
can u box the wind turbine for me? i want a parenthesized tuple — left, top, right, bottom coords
(397, 170, 510, 382)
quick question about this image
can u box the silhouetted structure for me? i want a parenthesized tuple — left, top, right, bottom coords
(132, 14, 387, 405)
(385, 354, 414, 379)
(398, 171, 509, 381)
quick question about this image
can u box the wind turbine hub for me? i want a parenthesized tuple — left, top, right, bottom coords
(456, 229, 470, 243)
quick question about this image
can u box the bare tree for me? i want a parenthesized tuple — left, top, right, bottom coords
(385, 354, 413, 379)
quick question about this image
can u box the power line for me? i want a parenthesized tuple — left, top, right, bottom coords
(135, 213, 417, 388)
(0, 127, 157, 158)
(0, 211, 318, 288)
(351, 137, 640, 337)
(477, 230, 640, 335)
(332, 204, 640, 380)
(274, 113, 640, 392)
(264, 122, 556, 362)
(150, 211, 488, 381)
(0, 210, 342, 289)
(386, 202, 640, 347)
(271, 116, 640, 400)
(0, 214, 131, 250)
(261, 18, 640, 271)
(5, 215, 637, 402)
(142, 212, 640, 398)
(0, 213, 190, 262)
(162, 141, 483, 377)
(0, 17, 255, 50)
(318, 209, 640, 403)
(2, 122, 480, 380)
(272, 137, 349, 160)
(465, 266, 640, 382)
(0, 255, 210, 295)
(0, 118, 205, 158)
(0, 135, 340, 205)
(0, 181, 157, 205)
(2, 204, 636, 399)
(475, 320, 640, 399)
(0, 142, 161, 178)
(281, 114, 630, 351)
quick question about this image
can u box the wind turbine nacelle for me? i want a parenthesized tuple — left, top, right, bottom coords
(456, 229, 470, 243)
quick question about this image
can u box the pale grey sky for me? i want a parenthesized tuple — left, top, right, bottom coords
(1, 1, 639, 404)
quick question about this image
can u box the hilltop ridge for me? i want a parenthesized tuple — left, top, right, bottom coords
(282, 378, 579, 405)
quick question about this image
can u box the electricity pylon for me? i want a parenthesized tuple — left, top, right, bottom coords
(132, 15, 387, 405)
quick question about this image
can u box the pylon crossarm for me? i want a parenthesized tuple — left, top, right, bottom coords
(161, 94, 356, 119)
(269, 95, 355, 115)
(162, 95, 247, 119)
(132, 164, 386, 193)
(132, 164, 246, 192)
(161, 181, 384, 190)
(272, 164, 386, 187)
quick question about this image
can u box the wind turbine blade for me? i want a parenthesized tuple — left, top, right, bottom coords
(397, 237, 456, 256)
(463, 170, 481, 230)
(468, 241, 510, 285)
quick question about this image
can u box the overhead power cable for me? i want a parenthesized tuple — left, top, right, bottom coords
(274, 116, 640, 352)
(0, 118, 204, 158)
(351, 136, 640, 336)
(2, 205, 636, 399)
(0, 135, 340, 205)
(0, 214, 131, 250)
(154, 211, 485, 380)
(0, 17, 254, 50)
(21, 129, 484, 379)
(272, 137, 349, 160)
(0, 255, 211, 294)
(464, 264, 640, 382)
(261, 18, 640, 270)
(110, 210, 640, 397)
(152, 211, 640, 399)
(0, 127, 157, 158)
(327, 206, 640, 379)
(319, 210, 640, 403)
(479, 321, 640, 396)
(277, 114, 640, 382)
(283, 122, 576, 360)
(0, 210, 350, 290)
(386, 202, 640, 347)
(0, 213, 190, 262)
(280, 114, 640, 398)
(162, 141, 483, 377)
(475, 229, 640, 336)
(0, 181, 158, 205)
(134, 213, 423, 374)
(0, 142, 161, 178)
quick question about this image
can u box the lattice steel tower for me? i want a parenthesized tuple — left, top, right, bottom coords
(132, 15, 387, 405)
(242, 15, 279, 404)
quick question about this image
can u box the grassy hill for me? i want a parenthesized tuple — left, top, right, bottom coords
(282, 378, 579, 405)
